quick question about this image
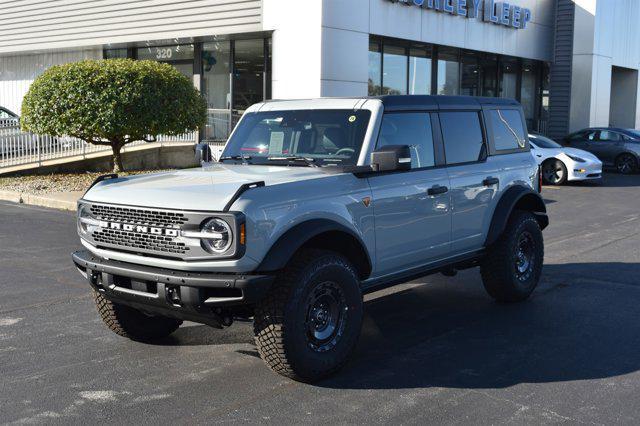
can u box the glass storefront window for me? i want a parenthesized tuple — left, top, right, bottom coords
(367, 35, 550, 135)
(368, 41, 382, 96)
(481, 55, 498, 97)
(409, 46, 432, 95)
(203, 40, 231, 110)
(500, 58, 518, 100)
(135, 44, 195, 80)
(437, 48, 460, 95)
(104, 49, 127, 59)
(461, 51, 480, 96)
(137, 44, 194, 62)
(233, 39, 265, 111)
(382, 44, 407, 95)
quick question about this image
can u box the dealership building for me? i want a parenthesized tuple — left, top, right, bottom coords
(0, 0, 639, 141)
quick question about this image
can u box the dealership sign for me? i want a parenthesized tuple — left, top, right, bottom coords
(387, 0, 532, 29)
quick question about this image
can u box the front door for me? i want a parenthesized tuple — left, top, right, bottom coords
(368, 112, 451, 276)
(594, 130, 624, 164)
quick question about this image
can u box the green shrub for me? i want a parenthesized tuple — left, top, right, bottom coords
(21, 59, 207, 172)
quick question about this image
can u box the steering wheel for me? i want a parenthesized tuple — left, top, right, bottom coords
(335, 147, 355, 156)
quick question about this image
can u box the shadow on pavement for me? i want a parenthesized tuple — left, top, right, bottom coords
(320, 262, 640, 389)
(145, 261, 640, 389)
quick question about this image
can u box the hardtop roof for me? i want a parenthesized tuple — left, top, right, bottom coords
(373, 95, 521, 111)
(254, 95, 521, 112)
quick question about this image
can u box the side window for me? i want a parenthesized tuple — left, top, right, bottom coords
(439, 111, 485, 165)
(377, 112, 435, 168)
(598, 130, 622, 142)
(566, 132, 585, 143)
(0, 110, 9, 119)
(489, 109, 527, 151)
(587, 131, 598, 141)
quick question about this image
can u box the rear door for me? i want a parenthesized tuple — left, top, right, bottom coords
(439, 110, 500, 254)
(368, 111, 451, 276)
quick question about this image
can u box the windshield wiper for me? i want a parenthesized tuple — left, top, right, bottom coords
(219, 155, 252, 164)
(266, 156, 320, 167)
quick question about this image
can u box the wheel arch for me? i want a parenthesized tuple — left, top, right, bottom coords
(257, 219, 373, 280)
(485, 185, 548, 247)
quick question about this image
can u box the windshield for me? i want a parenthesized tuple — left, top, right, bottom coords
(529, 134, 562, 149)
(221, 109, 371, 166)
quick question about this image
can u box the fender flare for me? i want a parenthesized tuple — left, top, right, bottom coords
(485, 185, 548, 247)
(257, 219, 372, 276)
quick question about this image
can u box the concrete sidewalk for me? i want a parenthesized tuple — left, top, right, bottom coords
(0, 189, 82, 211)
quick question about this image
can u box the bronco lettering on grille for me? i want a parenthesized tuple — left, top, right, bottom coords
(98, 221, 179, 237)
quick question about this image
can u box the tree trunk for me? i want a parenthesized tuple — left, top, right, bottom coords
(111, 142, 124, 173)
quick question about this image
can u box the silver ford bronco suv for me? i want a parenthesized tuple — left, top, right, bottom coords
(72, 96, 548, 382)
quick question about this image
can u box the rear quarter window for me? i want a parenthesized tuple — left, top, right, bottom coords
(439, 111, 485, 165)
(490, 109, 527, 151)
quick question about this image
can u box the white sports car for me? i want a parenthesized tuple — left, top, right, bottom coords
(529, 134, 603, 185)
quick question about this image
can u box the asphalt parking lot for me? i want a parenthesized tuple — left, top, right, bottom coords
(1, 173, 639, 424)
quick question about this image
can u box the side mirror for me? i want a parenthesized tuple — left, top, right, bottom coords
(195, 143, 213, 164)
(370, 145, 411, 172)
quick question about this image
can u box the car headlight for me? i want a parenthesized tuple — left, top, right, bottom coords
(566, 154, 586, 163)
(199, 218, 233, 254)
(77, 204, 100, 235)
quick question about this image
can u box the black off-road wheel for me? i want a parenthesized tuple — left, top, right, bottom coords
(253, 249, 363, 382)
(480, 211, 544, 303)
(93, 291, 182, 341)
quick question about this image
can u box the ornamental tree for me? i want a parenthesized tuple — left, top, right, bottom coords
(21, 59, 207, 172)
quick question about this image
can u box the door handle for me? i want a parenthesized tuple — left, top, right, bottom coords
(427, 185, 448, 195)
(483, 177, 499, 186)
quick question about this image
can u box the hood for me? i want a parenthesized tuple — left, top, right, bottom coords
(83, 163, 333, 211)
(535, 146, 600, 162)
(560, 147, 601, 162)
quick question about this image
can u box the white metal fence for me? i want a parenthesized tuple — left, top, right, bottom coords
(0, 110, 236, 172)
(0, 123, 206, 170)
(203, 108, 242, 142)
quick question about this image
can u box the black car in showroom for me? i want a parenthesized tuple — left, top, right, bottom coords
(563, 128, 640, 174)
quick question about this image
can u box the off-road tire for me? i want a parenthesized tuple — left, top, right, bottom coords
(93, 290, 182, 341)
(253, 249, 363, 382)
(480, 211, 544, 303)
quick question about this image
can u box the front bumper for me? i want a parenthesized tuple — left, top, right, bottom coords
(72, 250, 274, 327)
(567, 160, 603, 181)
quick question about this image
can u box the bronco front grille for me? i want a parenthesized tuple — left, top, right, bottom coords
(85, 203, 197, 258)
(90, 204, 189, 228)
(80, 201, 243, 261)
(93, 228, 189, 255)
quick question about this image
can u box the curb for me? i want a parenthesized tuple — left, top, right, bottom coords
(0, 190, 78, 211)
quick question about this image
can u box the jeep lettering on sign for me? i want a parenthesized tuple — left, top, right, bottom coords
(387, 0, 532, 29)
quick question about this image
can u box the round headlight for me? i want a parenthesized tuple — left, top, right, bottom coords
(78, 204, 94, 234)
(200, 218, 233, 253)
